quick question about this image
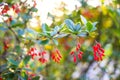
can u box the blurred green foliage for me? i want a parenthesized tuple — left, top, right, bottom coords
(0, 0, 120, 80)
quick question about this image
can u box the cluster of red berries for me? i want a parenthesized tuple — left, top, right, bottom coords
(93, 42, 105, 61)
(28, 47, 62, 63)
(12, 4, 20, 14)
(0, 3, 20, 23)
(0, 3, 9, 15)
(0, 3, 20, 15)
(27, 47, 47, 64)
(27, 42, 105, 64)
(0, 0, 36, 22)
(51, 49, 62, 63)
(70, 42, 105, 63)
(70, 43, 83, 63)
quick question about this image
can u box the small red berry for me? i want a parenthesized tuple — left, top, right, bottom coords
(73, 56, 77, 63)
(77, 43, 81, 49)
(96, 42, 101, 48)
(78, 53, 82, 59)
(70, 51, 74, 55)
(100, 48, 105, 53)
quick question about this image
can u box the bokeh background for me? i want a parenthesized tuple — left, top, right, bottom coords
(0, 0, 120, 80)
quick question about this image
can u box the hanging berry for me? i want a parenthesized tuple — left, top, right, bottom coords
(78, 51, 83, 60)
(51, 49, 62, 63)
(93, 42, 105, 61)
(70, 42, 83, 63)
(73, 55, 77, 63)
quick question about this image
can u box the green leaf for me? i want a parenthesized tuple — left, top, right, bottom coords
(11, 0, 19, 4)
(86, 21, 93, 32)
(50, 31, 57, 37)
(2, 72, 15, 79)
(11, 20, 23, 28)
(0, 64, 7, 73)
(75, 23, 81, 31)
(52, 39, 58, 45)
(19, 56, 31, 68)
(31, 7, 38, 12)
(37, 39, 49, 45)
(7, 58, 19, 66)
(50, 26, 60, 36)
(54, 26, 60, 31)
(25, 28, 37, 38)
(42, 23, 51, 33)
(65, 19, 75, 31)
(22, 68, 32, 72)
(92, 22, 98, 27)
(91, 27, 97, 31)
(23, 56, 31, 65)
(104, 43, 113, 57)
(26, 28, 37, 35)
(15, 45, 22, 54)
(80, 15, 87, 25)
(90, 22, 97, 31)
(53, 33, 68, 38)
(78, 32, 88, 37)
(32, 76, 40, 80)
(21, 72, 28, 80)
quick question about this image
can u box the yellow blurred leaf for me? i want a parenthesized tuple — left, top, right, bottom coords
(44, 45, 53, 50)
(41, 37, 47, 40)
(18, 60, 24, 68)
(101, 5, 107, 15)
(103, 18, 113, 28)
(89, 32, 98, 38)
(104, 43, 113, 58)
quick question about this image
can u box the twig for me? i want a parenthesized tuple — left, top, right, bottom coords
(8, 26, 20, 43)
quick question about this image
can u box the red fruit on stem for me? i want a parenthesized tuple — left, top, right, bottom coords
(79, 51, 83, 55)
(42, 51, 46, 56)
(70, 51, 74, 55)
(76, 47, 79, 52)
(38, 52, 41, 56)
(93, 42, 105, 61)
(100, 48, 105, 53)
(73, 56, 77, 63)
(77, 43, 81, 49)
(78, 53, 82, 59)
(58, 53, 62, 58)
